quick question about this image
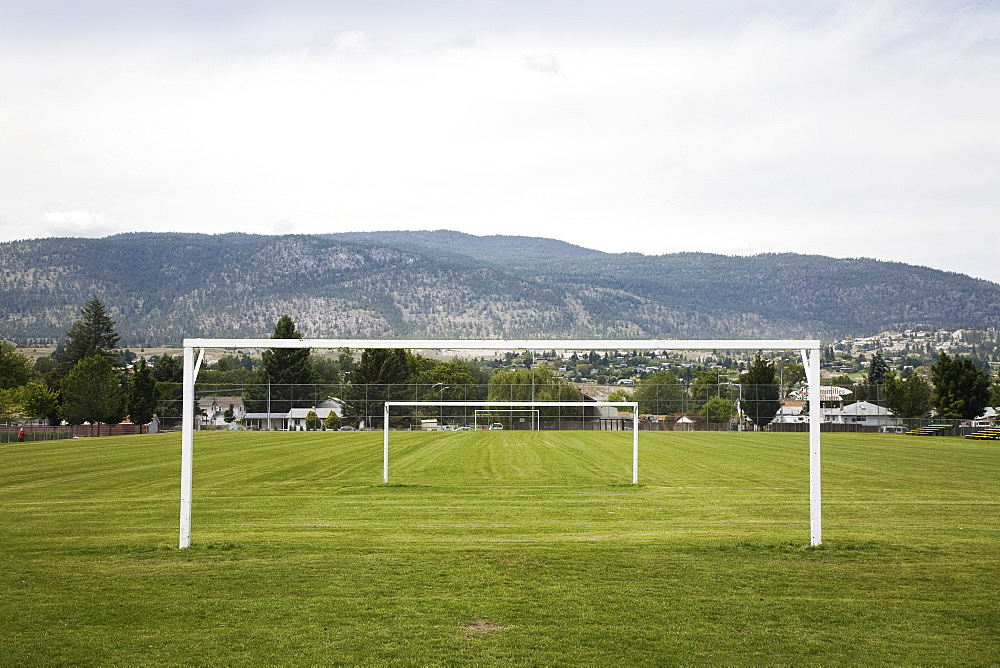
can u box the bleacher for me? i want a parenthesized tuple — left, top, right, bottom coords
(965, 427, 1000, 440)
(906, 424, 953, 436)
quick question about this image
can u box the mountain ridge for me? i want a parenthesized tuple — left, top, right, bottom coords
(2, 231, 998, 347)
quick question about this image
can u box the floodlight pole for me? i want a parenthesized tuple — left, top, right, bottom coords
(721, 382, 743, 431)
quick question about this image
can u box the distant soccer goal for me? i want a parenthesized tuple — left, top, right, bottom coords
(473, 408, 540, 431)
(383, 400, 639, 485)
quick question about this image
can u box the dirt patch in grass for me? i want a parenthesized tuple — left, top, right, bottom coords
(461, 619, 512, 635)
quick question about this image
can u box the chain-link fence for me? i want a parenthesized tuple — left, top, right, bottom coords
(12, 381, 987, 437)
(154, 381, 965, 433)
(0, 424, 73, 443)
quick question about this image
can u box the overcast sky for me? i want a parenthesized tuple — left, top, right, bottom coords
(2, 1, 998, 282)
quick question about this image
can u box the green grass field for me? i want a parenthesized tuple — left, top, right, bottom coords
(2, 430, 998, 664)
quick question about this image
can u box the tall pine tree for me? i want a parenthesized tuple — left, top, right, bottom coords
(245, 315, 316, 414)
(931, 352, 991, 420)
(344, 348, 410, 428)
(59, 297, 121, 377)
(867, 350, 890, 406)
(128, 358, 159, 431)
(740, 353, 781, 429)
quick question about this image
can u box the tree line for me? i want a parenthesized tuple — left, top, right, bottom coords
(3, 301, 999, 433)
(1, 297, 159, 433)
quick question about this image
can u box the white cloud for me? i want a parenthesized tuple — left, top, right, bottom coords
(272, 219, 297, 235)
(330, 29, 369, 54)
(521, 52, 562, 76)
(39, 210, 120, 238)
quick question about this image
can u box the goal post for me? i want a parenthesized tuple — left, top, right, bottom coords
(179, 338, 822, 548)
(383, 400, 639, 485)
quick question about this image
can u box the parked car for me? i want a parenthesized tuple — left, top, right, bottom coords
(338, 425, 356, 431)
(490, 423, 504, 430)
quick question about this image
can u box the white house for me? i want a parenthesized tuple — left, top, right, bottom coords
(243, 412, 289, 431)
(826, 401, 900, 427)
(973, 407, 996, 427)
(242, 397, 344, 431)
(198, 396, 245, 426)
(774, 400, 807, 423)
(287, 406, 339, 430)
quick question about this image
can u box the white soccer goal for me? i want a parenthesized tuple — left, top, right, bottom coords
(473, 408, 540, 431)
(179, 338, 822, 548)
(383, 400, 639, 485)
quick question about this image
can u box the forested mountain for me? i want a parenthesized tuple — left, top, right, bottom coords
(326, 230, 604, 268)
(2, 231, 999, 347)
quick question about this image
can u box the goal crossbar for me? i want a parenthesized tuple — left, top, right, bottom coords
(179, 338, 822, 548)
(383, 401, 639, 485)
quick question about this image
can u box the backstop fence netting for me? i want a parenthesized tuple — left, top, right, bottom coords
(157, 381, 802, 432)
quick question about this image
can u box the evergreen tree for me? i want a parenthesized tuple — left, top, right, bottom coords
(867, 351, 889, 385)
(60, 355, 127, 432)
(337, 348, 355, 374)
(245, 316, 316, 414)
(312, 357, 342, 384)
(740, 354, 781, 429)
(324, 411, 342, 430)
(931, 352, 991, 420)
(34, 356, 58, 376)
(127, 358, 159, 430)
(990, 381, 1000, 411)
(151, 354, 183, 382)
(867, 350, 890, 406)
(59, 298, 121, 376)
(343, 348, 410, 427)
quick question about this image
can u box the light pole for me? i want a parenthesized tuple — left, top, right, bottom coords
(432, 383, 449, 426)
(722, 381, 743, 431)
(531, 364, 536, 430)
(265, 372, 272, 432)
